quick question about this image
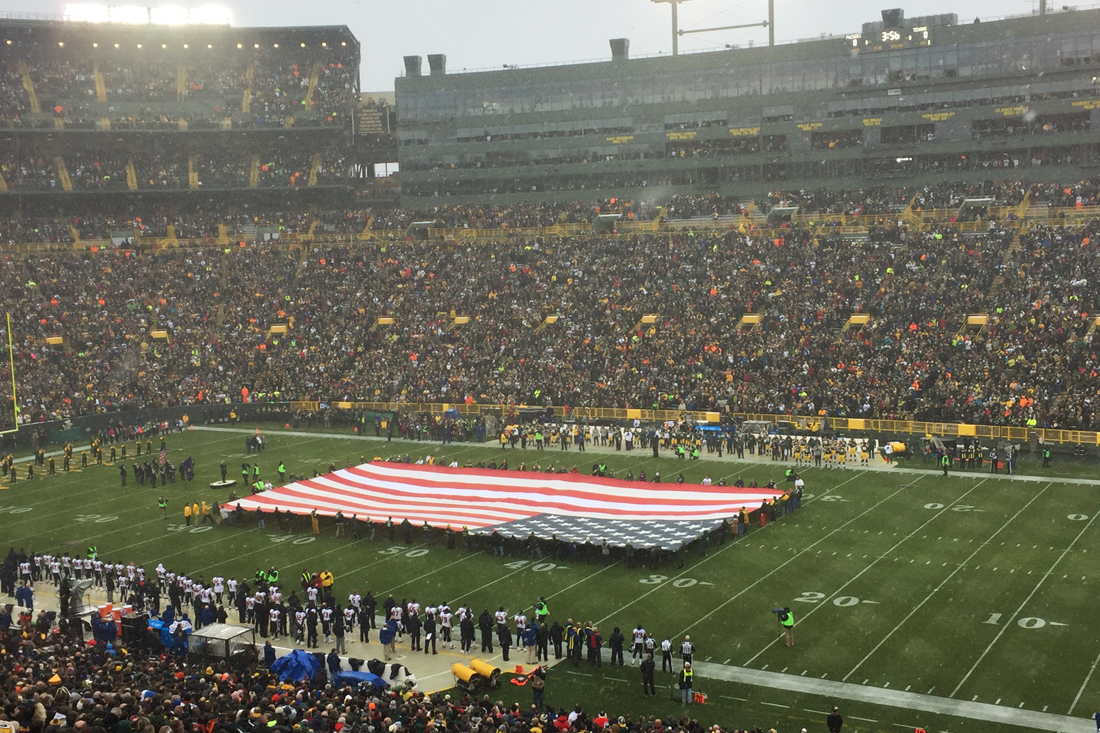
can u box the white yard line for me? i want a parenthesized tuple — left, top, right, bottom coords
(664, 472, 898, 638)
(1068, 650, 1100, 716)
(694, 662, 1091, 733)
(843, 482, 1050, 681)
(950, 510, 1100, 698)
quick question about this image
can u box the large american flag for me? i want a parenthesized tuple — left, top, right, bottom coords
(231, 463, 784, 550)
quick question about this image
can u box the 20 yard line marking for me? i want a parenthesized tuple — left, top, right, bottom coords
(606, 473, 864, 628)
(747, 477, 994, 666)
(669, 472, 897, 638)
(843, 481, 1046, 681)
(951, 509, 1100, 698)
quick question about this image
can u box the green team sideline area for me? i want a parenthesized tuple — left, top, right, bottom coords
(2, 423, 1098, 733)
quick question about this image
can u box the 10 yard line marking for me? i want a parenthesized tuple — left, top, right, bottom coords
(843, 481, 1046, 681)
(951, 508, 1100, 698)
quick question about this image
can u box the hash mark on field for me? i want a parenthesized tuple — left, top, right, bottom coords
(566, 671, 592, 677)
(1043, 706, 1048, 712)
(905, 686, 911, 691)
(760, 702, 790, 709)
(849, 716, 877, 723)
(1018, 703, 1025, 708)
(761, 664, 768, 670)
(862, 678, 869, 685)
(780, 667, 788, 673)
(605, 677, 627, 683)
(720, 696, 748, 702)
(723, 658, 731, 664)
(805, 709, 830, 715)
(995, 699, 1001, 705)
(705, 656, 712, 661)
(972, 696, 979, 701)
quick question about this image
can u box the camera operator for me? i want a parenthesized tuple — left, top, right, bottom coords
(772, 606, 795, 647)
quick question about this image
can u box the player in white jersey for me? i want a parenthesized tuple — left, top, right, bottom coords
(227, 577, 238, 599)
(389, 604, 404, 636)
(349, 592, 362, 611)
(631, 625, 647, 664)
(156, 563, 166, 581)
(439, 606, 454, 648)
(212, 576, 225, 604)
(294, 609, 307, 644)
(514, 611, 528, 633)
(269, 607, 281, 639)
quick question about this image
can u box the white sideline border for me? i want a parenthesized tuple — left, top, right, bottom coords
(694, 662, 1093, 733)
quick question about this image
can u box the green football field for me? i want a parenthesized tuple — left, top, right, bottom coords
(1, 424, 1097, 733)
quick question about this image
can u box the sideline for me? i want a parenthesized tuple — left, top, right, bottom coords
(191, 426, 1100, 487)
(693, 661, 1091, 733)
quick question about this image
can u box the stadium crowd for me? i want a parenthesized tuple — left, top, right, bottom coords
(0, 203, 1096, 431)
(4, 46, 355, 128)
(0, 530, 782, 732)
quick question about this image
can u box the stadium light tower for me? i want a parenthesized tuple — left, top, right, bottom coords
(653, 0, 774, 55)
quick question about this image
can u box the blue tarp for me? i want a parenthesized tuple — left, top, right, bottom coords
(270, 649, 322, 682)
(443, 408, 461, 420)
(331, 671, 389, 690)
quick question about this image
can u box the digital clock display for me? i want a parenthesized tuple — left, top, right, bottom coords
(851, 25, 931, 52)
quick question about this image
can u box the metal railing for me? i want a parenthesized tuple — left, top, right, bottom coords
(6, 202, 1100, 254)
(287, 401, 1099, 447)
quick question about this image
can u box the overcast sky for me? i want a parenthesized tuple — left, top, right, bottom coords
(4, 0, 1046, 90)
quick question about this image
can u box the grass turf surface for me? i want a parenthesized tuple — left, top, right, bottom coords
(1, 424, 1097, 733)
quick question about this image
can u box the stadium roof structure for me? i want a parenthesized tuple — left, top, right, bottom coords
(231, 461, 783, 550)
(0, 17, 359, 52)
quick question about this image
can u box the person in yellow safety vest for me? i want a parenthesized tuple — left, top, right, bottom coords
(319, 569, 334, 595)
(678, 663, 694, 704)
(941, 453, 950, 476)
(779, 606, 794, 647)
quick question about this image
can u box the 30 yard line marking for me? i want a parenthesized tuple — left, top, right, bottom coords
(951, 508, 1100, 698)
(843, 481, 1045, 681)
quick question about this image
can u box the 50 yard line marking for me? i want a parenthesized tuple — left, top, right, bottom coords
(842, 481, 1048, 682)
(951, 506, 1100, 698)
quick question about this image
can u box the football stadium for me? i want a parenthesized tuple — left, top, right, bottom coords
(1, 2, 1100, 733)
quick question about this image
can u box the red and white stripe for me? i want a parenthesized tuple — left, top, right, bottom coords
(230, 462, 784, 529)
